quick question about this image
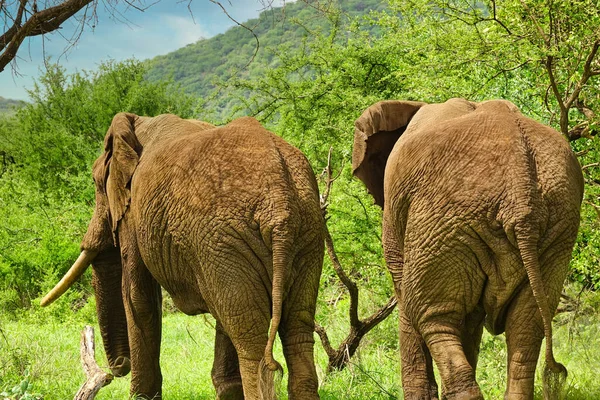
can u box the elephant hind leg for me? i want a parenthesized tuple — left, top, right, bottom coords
(212, 321, 244, 400)
(279, 252, 321, 400)
(383, 221, 439, 399)
(399, 304, 439, 400)
(279, 315, 319, 400)
(504, 235, 572, 400)
(504, 285, 544, 399)
(462, 306, 485, 372)
(222, 315, 273, 400)
(216, 284, 274, 398)
(421, 320, 483, 400)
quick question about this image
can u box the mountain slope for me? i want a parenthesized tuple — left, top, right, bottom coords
(0, 96, 25, 114)
(146, 0, 386, 113)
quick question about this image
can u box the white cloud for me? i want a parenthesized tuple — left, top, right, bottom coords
(163, 14, 210, 48)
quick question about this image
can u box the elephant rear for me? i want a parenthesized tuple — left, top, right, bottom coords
(353, 98, 583, 400)
(386, 102, 583, 332)
(131, 116, 324, 398)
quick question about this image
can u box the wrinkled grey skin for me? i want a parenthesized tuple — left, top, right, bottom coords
(81, 113, 324, 399)
(352, 98, 583, 399)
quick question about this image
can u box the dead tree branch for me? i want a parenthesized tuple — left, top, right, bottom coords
(73, 326, 112, 400)
(0, 0, 97, 73)
(316, 147, 397, 372)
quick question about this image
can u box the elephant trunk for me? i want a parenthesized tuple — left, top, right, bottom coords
(92, 247, 131, 377)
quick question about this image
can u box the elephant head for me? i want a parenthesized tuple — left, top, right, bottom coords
(41, 112, 143, 377)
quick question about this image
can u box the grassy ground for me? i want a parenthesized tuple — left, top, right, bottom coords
(1, 288, 599, 399)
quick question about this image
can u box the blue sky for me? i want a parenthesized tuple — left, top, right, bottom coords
(1, 0, 287, 100)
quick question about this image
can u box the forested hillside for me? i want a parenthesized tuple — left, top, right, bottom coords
(146, 0, 387, 119)
(1, 0, 599, 398)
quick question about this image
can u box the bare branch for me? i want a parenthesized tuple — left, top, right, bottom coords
(324, 216, 361, 327)
(0, 0, 95, 73)
(575, 98, 596, 120)
(469, 60, 531, 97)
(316, 147, 398, 372)
(584, 200, 600, 219)
(565, 40, 600, 110)
(582, 162, 600, 171)
(543, 39, 600, 140)
(208, 0, 259, 69)
(489, 0, 512, 36)
(519, 0, 549, 46)
(74, 326, 113, 400)
(314, 322, 336, 358)
(319, 147, 344, 207)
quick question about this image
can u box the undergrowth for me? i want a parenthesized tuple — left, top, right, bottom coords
(0, 284, 599, 399)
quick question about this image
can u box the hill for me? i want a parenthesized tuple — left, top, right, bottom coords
(145, 0, 386, 120)
(0, 96, 25, 114)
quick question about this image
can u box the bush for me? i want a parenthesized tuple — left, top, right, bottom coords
(0, 59, 199, 313)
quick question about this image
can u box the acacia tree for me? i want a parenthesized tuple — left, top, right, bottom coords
(386, 0, 600, 141)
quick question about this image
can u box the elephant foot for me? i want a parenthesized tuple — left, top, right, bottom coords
(404, 390, 439, 400)
(442, 386, 483, 400)
(216, 381, 244, 400)
(131, 393, 161, 400)
(504, 394, 532, 400)
(403, 383, 439, 400)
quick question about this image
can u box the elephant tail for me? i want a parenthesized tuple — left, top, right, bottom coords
(516, 235, 567, 399)
(258, 231, 288, 399)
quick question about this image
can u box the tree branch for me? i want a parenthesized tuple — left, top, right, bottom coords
(546, 40, 599, 140)
(519, 0, 549, 46)
(582, 162, 600, 171)
(208, 0, 259, 69)
(565, 40, 600, 110)
(316, 147, 398, 372)
(0, 0, 95, 73)
(74, 326, 113, 400)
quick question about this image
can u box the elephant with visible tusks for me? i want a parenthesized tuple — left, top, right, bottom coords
(41, 113, 324, 399)
(352, 98, 583, 400)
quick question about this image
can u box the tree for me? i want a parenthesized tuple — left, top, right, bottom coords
(0, 0, 316, 75)
(385, 0, 600, 141)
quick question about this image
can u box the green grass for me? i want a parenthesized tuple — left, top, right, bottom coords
(1, 290, 599, 399)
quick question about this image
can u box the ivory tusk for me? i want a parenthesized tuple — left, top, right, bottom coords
(40, 250, 98, 307)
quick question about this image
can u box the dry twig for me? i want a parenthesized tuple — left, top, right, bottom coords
(73, 326, 112, 400)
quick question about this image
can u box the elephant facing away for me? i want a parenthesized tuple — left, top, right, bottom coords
(41, 113, 325, 399)
(352, 98, 583, 399)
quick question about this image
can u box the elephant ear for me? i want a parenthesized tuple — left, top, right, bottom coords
(101, 113, 142, 237)
(352, 100, 426, 207)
